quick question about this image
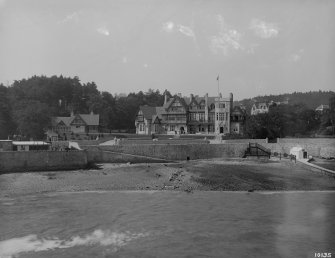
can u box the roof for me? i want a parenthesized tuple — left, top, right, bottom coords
(183, 96, 216, 106)
(155, 106, 164, 119)
(290, 146, 304, 152)
(163, 95, 188, 110)
(13, 141, 50, 146)
(162, 98, 174, 109)
(253, 102, 269, 109)
(139, 105, 157, 120)
(52, 113, 99, 126)
(52, 116, 73, 127)
(315, 104, 330, 111)
(79, 114, 99, 126)
(231, 106, 245, 114)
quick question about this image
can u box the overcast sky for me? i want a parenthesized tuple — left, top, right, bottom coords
(1, 0, 334, 100)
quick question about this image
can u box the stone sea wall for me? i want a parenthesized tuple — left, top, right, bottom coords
(89, 143, 248, 162)
(0, 151, 87, 173)
(223, 138, 335, 158)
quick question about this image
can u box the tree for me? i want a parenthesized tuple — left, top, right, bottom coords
(0, 84, 13, 139)
(12, 100, 51, 140)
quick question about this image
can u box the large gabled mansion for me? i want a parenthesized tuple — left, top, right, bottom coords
(135, 93, 246, 135)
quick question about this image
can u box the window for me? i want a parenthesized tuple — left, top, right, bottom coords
(219, 113, 225, 121)
(189, 113, 196, 121)
(170, 125, 175, 131)
(219, 103, 225, 108)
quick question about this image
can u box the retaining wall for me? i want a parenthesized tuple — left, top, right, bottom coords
(87, 143, 248, 162)
(0, 151, 87, 173)
(222, 138, 335, 158)
(87, 147, 170, 163)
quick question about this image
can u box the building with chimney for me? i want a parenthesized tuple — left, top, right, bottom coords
(47, 111, 100, 141)
(135, 92, 245, 135)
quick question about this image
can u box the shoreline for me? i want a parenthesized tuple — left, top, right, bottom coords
(1, 159, 335, 197)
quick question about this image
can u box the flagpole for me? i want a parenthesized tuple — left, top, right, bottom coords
(217, 75, 220, 96)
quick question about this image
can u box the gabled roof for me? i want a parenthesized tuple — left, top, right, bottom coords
(139, 105, 157, 120)
(164, 95, 188, 110)
(184, 96, 216, 107)
(52, 113, 99, 126)
(231, 106, 246, 115)
(315, 104, 330, 111)
(155, 107, 164, 119)
(52, 117, 73, 127)
(152, 115, 161, 124)
(79, 114, 99, 126)
(163, 98, 174, 109)
(253, 102, 269, 109)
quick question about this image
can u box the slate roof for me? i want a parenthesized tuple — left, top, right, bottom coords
(162, 98, 174, 109)
(52, 113, 99, 126)
(79, 114, 100, 125)
(51, 117, 73, 127)
(183, 96, 216, 106)
(139, 105, 157, 120)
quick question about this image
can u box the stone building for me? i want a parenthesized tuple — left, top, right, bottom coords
(135, 92, 245, 135)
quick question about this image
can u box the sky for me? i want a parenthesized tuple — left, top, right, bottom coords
(1, 0, 334, 100)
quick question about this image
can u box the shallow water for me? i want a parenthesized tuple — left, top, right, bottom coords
(0, 191, 334, 258)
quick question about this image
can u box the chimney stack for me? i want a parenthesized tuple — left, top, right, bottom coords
(164, 94, 168, 105)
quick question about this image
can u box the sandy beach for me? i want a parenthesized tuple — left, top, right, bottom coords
(1, 158, 335, 197)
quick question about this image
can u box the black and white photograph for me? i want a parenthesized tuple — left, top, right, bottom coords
(0, 0, 334, 257)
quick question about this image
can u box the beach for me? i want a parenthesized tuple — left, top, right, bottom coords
(1, 158, 335, 197)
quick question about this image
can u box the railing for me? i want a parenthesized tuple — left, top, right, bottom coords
(245, 143, 271, 158)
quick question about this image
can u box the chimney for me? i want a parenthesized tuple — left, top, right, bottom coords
(90, 110, 94, 115)
(164, 94, 168, 105)
(190, 94, 194, 100)
(70, 110, 74, 117)
(219, 93, 222, 98)
(230, 93, 233, 110)
(205, 93, 208, 121)
(177, 93, 182, 97)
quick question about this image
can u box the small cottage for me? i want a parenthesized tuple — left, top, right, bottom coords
(290, 146, 308, 160)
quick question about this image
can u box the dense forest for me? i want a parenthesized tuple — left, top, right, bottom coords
(0, 75, 334, 140)
(0, 75, 170, 139)
(244, 102, 335, 139)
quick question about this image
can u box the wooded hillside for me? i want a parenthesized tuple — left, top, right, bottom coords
(0, 75, 334, 140)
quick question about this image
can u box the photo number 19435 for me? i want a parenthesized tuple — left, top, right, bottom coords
(315, 253, 332, 258)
